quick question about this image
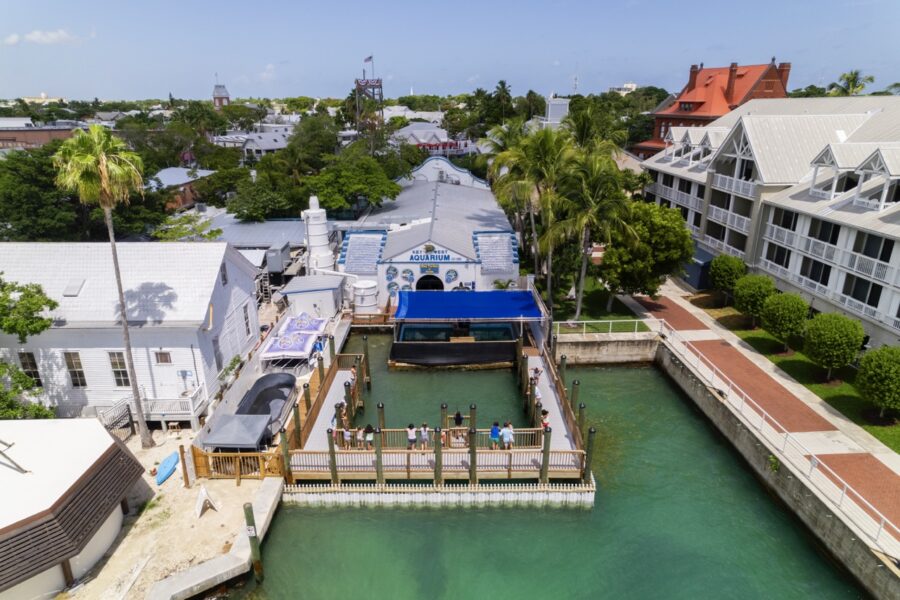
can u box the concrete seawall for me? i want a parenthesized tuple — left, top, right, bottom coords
(556, 333, 658, 364)
(655, 344, 900, 600)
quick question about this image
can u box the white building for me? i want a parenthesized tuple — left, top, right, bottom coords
(0, 242, 260, 427)
(383, 105, 444, 124)
(336, 157, 518, 305)
(0, 419, 143, 599)
(532, 95, 570, 130)
(242, 131, 290, 159)
(609, 82, 638, 96)
(641, 96, 900, 347)
(392, 122, 476, 156)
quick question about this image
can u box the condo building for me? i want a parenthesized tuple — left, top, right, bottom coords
(641, 96, 900, 347)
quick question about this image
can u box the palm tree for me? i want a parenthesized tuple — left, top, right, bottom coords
(493, 80, 514, 123)
(494, 128, 576, 312)
(547, 145, 635, 318)
(54, 125, 155, 448)
(563, 105, 627, 149)
(827, 70, 875, 96)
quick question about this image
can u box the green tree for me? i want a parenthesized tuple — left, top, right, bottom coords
(597, 202, 693, 305)
(857, 346, 900, 418)
(804, 313, 865, 381)
(152, 213, 223, 241)
(305, 149, 401, 212)
(563, 105, 627, 149)
(0, 275, 58, 419)
(227, 180, 292, 222)
(171, 100, 227, 135)
(515, 90, 546, 120)
(761, 292, 809, 351)
(221, 103, 266, 131)
(283, 96, 316, 112)
(376, 143, 428, 180)
(53, 125, 154, 448)
(709, 254, 746, 306)
(192, 167, 252, 207)
(828, 70, 875, 96)
(285, 113, 338, 174)
(547, 147, 633, 318)
(733, 274, 776, 327)
(789, 85, 828, 98)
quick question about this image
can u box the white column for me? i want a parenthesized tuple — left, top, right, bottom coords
(829, 168, 839, 199)
(878, 177, 892, 211)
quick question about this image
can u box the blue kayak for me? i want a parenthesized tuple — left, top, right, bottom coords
(156, 451, 179, 485)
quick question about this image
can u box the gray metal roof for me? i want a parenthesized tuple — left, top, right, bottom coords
(281, 274, 344, 293)
(0, 242, 253, 328)
(242, 132, 289, 151)
(149, 167, 215, 190)
(210, 212, 307, 249)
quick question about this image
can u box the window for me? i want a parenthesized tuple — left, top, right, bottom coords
(679, 206, 689, 221)
(64, 352, 87, 387)
(645, 193, 656, 203)
(706, 221, 726, 241)
(771, 207, 798, 231)
(661, 174, 674, 188)
(692, 212, 702, 228)
(842, 274, 882, 308)
(212, 336, 223, 372)
(800, 257, 831, 286)
(766, 243, 791, 268)
(219, 263, 228, 286)
(678, 179, 692, 194)
(18, 352, 41, 387)
(680, 102, 694, 111)
(697, 184, 706, 198)
(155, 351, 173, 365)
(243, 304, 252, 337)
(808, 218, 840, 245)
(852, 232, 894, 263)
(109, 352, 130, 387)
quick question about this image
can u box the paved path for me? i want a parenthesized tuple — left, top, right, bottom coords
(304, 370, 353, 450)
(623, 283, 900, 554)
(527, 355, 577, 451)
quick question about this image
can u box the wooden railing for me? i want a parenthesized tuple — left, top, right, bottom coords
(542, 350, 584, 451)
(190, 445, 282, 485)
(288, 447, 585, 481)
(334, 427, 544, 449)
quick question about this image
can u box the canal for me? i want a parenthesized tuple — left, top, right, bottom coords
(228, 336, 862, 599)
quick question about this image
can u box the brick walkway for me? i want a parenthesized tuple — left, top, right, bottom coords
(635, 296, 707, 331)
(692, 340, 837, 433)
(626, 290, 900, 554)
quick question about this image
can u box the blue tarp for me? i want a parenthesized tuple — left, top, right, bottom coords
(394, 290, 543, 321)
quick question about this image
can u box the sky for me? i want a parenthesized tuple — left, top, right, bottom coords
(0, 0, 897, 101)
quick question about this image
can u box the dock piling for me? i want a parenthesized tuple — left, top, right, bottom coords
(440, 403, 448, 430)
(362, 335, 371, 389)
(334, 403, 344, 438)
(583, 427, 597, 484)
(551, 334, 558, 363)
(328, 334, 335, 362)
(326, 429, 339, 484)
(468, 427, 477, 485)
(434, 426, 443, 486)
(303, 382, 311, 413)
(377, 402, 385, 431)
(292, 402, 302, 448)
(375, 428, 384, 485)
(280, 429, 294, 485)
(243, 503, 263, 583)
(540, 426, 552, 483)
(469, 403, 477, 430)
(527, 378, 536, 420)
(578, 403, 586, 441)
(343, 381, 352, 411)
(570, 379, 580, 411)
(559, 354, 567, 389)
(534, 401, 543, 428)
(316, 355, 325, 385)
(354, 355, 362, 397)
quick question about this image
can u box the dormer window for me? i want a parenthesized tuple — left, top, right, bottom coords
(680, 102, 694, 111)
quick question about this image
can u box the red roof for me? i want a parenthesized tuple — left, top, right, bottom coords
(656, 63, 772, 118)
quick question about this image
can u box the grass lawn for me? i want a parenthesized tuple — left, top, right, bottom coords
(733, 327, 900, 454)
(551, 276, 648, 332)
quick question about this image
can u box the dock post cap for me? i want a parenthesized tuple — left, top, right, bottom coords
(469, 403, 476, 409)
(441, 403, 448, 408)
(434, 426, 442, 432)
(579, 402, 586, 409)
(468, 427, 476, 434)
(375, 427, 382, 433)
(303, 382, 310, 389)
(327, 428, 333, 434)
(573, 379, 580, 385)
(377, 402, 384, 408)
(343, 381, 351, 387)
(588, 427, 597, 434)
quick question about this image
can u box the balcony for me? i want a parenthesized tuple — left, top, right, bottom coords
(764, 223, 797, 247)
(707, 206, 752, 234)
(835, 293, 883, 321)
(647, 181, 675, 202)
(114, 385, 208, 422)
(674, 190, 704, 211)
(842, 252, 895, 285)
(853, 196, 883, 211)
(799, 236, 841, 263)
(712, 173, 758, 198)
(809, 187, 832, 200)
(702, 235, 746, 259)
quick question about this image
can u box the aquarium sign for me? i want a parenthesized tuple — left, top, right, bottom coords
(408, 245, 452, 262)
(419, 263, 440, 275)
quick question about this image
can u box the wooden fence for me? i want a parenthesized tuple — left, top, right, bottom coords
(190, 445, 282, 485)
(333, 427, 544, 450)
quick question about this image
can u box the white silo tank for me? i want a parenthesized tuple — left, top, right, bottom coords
(304, 195, 335, 271)
(353, 280, 379, 314)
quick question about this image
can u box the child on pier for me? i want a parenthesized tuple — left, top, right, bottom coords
(364, 424, 375, 450)
(407, 424, 417, 450)
(490, 422, 501, 450)
(418, 423, 430, 449)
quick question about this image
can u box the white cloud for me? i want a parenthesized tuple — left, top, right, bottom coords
(258, 63, 276, 82)
(552, 59, 561, 67)
(3, 33, 20, 46)
(23, 29, 78, 44)
(466, 74, 480, 84)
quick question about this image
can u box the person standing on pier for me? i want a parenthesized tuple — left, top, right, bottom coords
(407, 424, 417, 450)
(490, 422, 501, 450)
(419, 423, 430, 449)
(364, 424, 375, 450)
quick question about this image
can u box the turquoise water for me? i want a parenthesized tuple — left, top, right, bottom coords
(228, 339, 862, 599)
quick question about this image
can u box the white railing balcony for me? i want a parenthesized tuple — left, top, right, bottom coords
(893, 317, 900, 331)
(132, 385, 207, 418)
(759, 259, 793, 281)
(673, 190, 704, 211)
(708, 206, 752, 234)
(703, 235, 746, 259)
(853, 196, 883, 211)
(835, 293, 882, 320)
(765, 223, 798, 247)
(648, 181, 675, 201)
(712, 173, 758, 198)
(799, 236, 841, 263)
(689, 224, 703, 236)
(798, 276, 833, 298)
(843, 252, 894, 284)
(809, 187, 832, 200)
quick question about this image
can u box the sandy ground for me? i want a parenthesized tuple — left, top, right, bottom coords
(64, 429, 260, 600)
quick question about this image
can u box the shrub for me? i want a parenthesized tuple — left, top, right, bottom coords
(761, 293, 809, 351)
(709, 254, 746, 305)
(804, 313, 865, 381)
(857, 346, 900, 418)
(733, 274, 776, 327)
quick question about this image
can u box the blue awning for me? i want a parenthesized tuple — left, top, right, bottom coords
(394, 290, 544, 321)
